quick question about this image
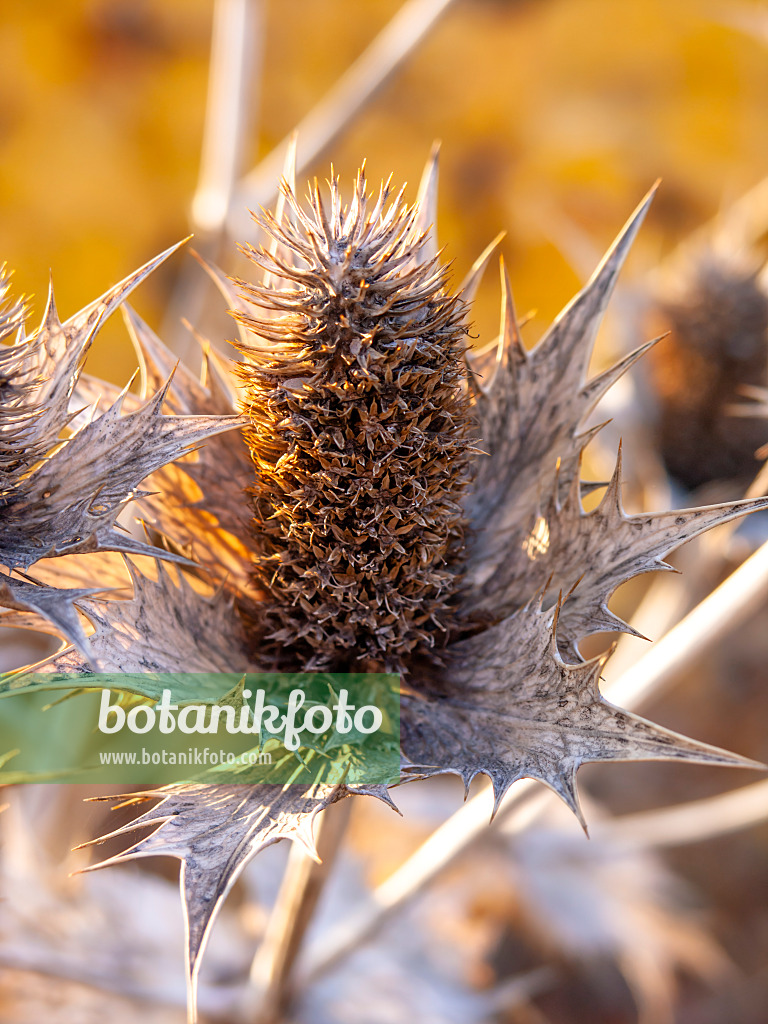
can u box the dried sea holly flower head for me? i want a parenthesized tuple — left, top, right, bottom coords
(235, 168, 473, 673)
(1, 155, 766, 1017)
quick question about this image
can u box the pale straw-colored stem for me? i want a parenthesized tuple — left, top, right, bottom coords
(300, 779, 548, 983)
(595, 777, 768, 850)
(229, 0, 459, 239)
(163, 0, 263, 357)
(192, 0, 263, 237)
(245, 798, 352, 1023)
(299, 536, 768, 983)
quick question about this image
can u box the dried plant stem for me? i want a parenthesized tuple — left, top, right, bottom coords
(229, 0, 458, 238)
(597, 777, 768, 849)
(193, 0, 263, 237)
(246, 798, 352, 1023)
(699, 459, 768, 559)
(164, 0, 263, 358)
(300, 536, 768, 983)
(300, 780, 548, 984)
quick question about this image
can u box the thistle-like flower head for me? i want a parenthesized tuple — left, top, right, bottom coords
(234, 169, 473, 672)
(1, 155, 766, 1021)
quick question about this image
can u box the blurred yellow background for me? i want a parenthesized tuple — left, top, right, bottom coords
(1, 0, 767, 381)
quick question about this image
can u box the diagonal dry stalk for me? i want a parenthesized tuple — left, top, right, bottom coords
(594, 776, 768, 849)
(193, 0, 263, 239)
(165, 0, 458, 362)
(230, 0, 459, 237)
(298, 534, 768, 985)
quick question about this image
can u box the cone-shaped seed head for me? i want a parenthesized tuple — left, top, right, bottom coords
(234, 169, 473, 672)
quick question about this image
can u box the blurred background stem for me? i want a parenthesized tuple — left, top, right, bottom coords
(246, 797, 353, 1023)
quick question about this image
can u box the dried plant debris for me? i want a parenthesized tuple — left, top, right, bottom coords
(2, 157, 767, 1022)
(650, 247, 768, 490)
(500, 798, 730, 1024)
(0, 790, 251, 1021)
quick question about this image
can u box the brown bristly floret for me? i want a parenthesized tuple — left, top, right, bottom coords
(232, 169, 474, 673)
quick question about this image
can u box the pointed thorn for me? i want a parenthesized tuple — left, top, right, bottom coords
(42, 276, 60, 330)
(492, 258, 526, 382)
(460, 232, 506, 308)
(565, 778, 589, 835)
(599, 442, 624, 514)
(538, 184, 658, 375)
(414, 141, 441, 263)
(590, 182, 658, 287)
(580, 334, 665, 415)
(598, 605, 651, 643)
(489, 779, 508, 822)
(564, 574, 585, 602)
(67, 238, 191, 339)
(293, 824, 322, 864)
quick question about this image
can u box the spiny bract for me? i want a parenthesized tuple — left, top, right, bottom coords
(1, 153, 766, 1020)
